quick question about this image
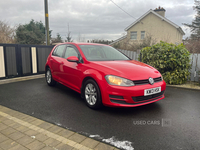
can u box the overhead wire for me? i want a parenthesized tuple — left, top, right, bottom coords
(109, 0, 137, 20)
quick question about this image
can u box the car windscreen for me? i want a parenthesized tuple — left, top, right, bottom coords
(79, 45, 130, 61)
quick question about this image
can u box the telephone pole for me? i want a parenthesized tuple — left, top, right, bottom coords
(44, 0, 50, 45)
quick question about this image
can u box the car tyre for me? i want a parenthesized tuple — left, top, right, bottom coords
(83, 79, 102, 109)
(46, 68, 56, 86)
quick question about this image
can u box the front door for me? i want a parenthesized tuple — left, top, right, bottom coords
(62, 46, 83, 92)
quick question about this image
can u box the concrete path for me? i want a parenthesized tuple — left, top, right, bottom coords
(0, 105, 117, 150)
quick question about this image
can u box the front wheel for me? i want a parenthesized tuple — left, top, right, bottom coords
(45, 68, 56, 86)
(83, 79, 102, 109)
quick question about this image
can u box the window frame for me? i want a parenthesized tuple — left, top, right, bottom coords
(141, 31, 145, 40)
(130, 31, 137, 40)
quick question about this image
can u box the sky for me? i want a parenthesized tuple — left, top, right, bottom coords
(0, 0, 196, 42)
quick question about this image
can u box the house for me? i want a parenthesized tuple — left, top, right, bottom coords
(110, 7, 185, 50)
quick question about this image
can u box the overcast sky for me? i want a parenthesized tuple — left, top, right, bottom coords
(0, 0, 196, 42)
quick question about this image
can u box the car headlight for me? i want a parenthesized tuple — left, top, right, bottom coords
(105, 75, 135, 86)
(161, 75, 163, 81)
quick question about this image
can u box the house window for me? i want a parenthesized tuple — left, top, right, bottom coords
(141, 31, 145, 40)
(130, 31, 137, 40)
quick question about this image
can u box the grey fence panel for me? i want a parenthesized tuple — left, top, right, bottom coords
(21, 47, 31, 74)
(198, 54, 200, 81)
(190, 54, 199, 81)
(130, 51, 133, 59)
(192, 53, 200, 82)
(133, 51, 137, 60)
(190, 54, 195, 81)
(133, 51, 136, 60)
(194, 53, 199, 82)
(118, 49, 139, 60)
(37, 47, 52, 72)
(5, 46, 17, 76)
(127, 50, 130, 58)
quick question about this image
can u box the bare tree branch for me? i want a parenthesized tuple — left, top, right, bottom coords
(0, 20, 15, 43)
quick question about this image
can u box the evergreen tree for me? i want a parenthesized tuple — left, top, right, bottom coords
(56, 33, 62, 42)
(65, 24, 73, 42)
(51, 33, 63, 43)
(15, 19, 52, 44)
(184, 0, 200, 39)
(65, 32, 73, 42)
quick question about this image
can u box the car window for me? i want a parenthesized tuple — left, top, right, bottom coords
(52, 45, 66, 57)
(64, 47, 78, 58)
(79, 45, 130, 61)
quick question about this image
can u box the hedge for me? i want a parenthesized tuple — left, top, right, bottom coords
(140, 41, 191, 85)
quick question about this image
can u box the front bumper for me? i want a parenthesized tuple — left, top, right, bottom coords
(101, 80, 166, 107)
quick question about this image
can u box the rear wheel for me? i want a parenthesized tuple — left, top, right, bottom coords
(45, 68, 56, 86)
(83, 79, 102, 109)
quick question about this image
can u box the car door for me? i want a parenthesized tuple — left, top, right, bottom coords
(62, 45, 83, 92)
(50, 45, 66, 82)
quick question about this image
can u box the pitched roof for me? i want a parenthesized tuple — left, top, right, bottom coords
(124, 9, 185, 35)
(109, 35, 127, 45)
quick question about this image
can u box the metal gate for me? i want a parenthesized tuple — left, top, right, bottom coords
(0, 44, 54, 79)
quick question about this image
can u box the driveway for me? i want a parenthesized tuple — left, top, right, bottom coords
(0, 78, 200, 150)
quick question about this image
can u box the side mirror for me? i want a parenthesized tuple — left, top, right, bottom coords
(67, 56, 79, 63)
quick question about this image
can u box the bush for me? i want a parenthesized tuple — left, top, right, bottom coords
(140, 41, 191, 85)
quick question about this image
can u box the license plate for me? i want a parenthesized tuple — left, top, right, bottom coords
(144, 87, 161, 96)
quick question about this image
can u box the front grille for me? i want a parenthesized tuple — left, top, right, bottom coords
(154, 77, 162, 82)
(132, 90, 165, 102)
(133, 76, 162, 85)
(133, 79, 149, 85)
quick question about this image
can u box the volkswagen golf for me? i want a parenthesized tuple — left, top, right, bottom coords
(45, 42, 166, 109)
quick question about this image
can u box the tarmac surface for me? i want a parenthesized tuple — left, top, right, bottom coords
(0, 75, 117, 150)
(0, 75, 200, 150)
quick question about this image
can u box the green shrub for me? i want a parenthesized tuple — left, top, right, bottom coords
(140, 41, 191, 85)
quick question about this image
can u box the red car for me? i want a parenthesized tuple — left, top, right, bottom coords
(45, 42, 166, 109)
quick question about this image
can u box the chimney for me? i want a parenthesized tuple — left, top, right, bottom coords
(154, 6, 166, 17)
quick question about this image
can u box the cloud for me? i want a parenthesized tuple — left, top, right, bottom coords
(0, 0, 195, 41)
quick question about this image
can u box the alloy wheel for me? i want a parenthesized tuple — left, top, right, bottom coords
(46, 70, 51, 84)
(85, 83, 97, 106)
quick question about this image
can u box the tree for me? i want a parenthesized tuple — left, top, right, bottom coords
(0, 21, 15, 43)
(65, 32, 73, 42)
(51, 33, 63, 43)
(65, 24, 73, 42)
(91, 39, 113, 44)
(184, 38, 200, 53)
(183, 0, 200, 39)
(15, 19, 52, 44)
